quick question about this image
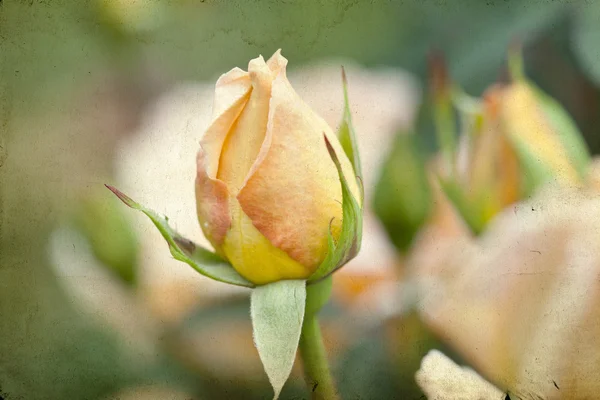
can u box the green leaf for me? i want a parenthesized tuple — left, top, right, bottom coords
(105, 184, 254, 288)
(338, 67, 363, 193)
(251, 279, 306, 400)
(308, 135, 363, 282)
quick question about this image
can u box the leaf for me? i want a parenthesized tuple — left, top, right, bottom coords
(337, 67, 363, 195)
(308, 135, 363, 282)
(105, 185, 254, 288)
(251, 279, 306, 400)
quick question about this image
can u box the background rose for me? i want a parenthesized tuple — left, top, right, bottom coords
(415, 182, 600, 399)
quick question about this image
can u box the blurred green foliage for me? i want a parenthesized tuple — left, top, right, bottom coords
(573, 2, 600, 87)
(73, 190, 139, 284)
(2, 0, 600, 399)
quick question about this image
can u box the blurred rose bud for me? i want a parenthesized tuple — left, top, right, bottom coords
(444, 86, 521, 233)
(195, 50, 361, 285)
(441, 67, 590, 234)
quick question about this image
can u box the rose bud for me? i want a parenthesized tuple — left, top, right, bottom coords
(447, 85, 522, 234)
(195, 50, 361, 285)
(438, 53, 590, 235)
(107, 50, 364, 398)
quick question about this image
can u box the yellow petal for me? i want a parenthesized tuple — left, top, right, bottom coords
(221, 197, 310, 285)
(237, 60, 359, 271)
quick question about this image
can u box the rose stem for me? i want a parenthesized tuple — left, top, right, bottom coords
(299, 276, 340, 400)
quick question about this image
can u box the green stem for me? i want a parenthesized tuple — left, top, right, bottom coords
(299, 276, 339, 400)
(299, 314, 339, 400)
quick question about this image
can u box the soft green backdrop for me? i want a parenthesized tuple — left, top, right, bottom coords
(2, 1, 600, 399)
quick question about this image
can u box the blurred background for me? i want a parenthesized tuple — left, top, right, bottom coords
(2, 1, 600, 399)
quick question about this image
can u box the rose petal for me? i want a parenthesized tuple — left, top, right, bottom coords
(266, 49, 287, 77)
(417, 185, 600, 398)
(237, 66, 359, 270)
(217, 55, 275, 195)
(220, 197, 310, 285)
(195, 149, 230, 249)
(200, 68, 251, 178)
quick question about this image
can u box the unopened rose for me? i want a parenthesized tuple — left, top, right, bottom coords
(440, 77, 590, 234)
(453, 85, 522, 230)
(195, 50, 360, 285)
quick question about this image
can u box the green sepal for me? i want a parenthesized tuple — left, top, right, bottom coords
(105, 185, 254, 288)
(506, 132, 558, 198)
(337, 67, 363, 200)
(308, 135, 363, 283)
(437, 176, 487, 236)
(530, 83, 591, 179)
(250, 279, 306, 399)
(305, 275, 333, 317)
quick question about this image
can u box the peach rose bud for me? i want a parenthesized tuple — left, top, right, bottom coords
(195, 50, 361, 285)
